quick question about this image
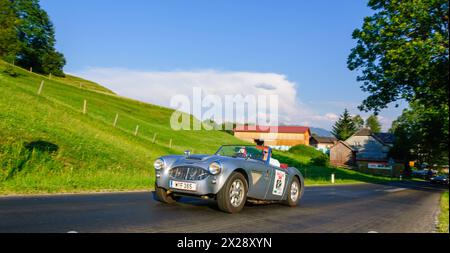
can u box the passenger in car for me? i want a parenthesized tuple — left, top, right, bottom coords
(262, 147, 281, 167)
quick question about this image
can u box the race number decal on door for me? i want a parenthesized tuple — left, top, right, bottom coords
(272, 170, 286, 196)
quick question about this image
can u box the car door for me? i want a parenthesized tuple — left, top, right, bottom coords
(264, 165, 289, 201)
(264, 152, 289, 201)
(245, 158, 271, 200)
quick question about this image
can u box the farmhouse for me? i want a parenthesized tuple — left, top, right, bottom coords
(233, 125, 311, 150)
(309, 136, 337, 154)
(330, 128, 395, 169)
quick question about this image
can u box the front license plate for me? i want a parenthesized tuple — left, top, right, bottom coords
(170, 180, 197, 191)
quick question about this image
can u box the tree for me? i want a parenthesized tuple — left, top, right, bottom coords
(348, 0, 449, 113)
(0, 0, 21, 62)
(352, 115, 365, 130)
(331, 109, 357, 141)
(365, 115, 382, 133)
(1, 0, 66, 76)
(390, 102, 449, 166)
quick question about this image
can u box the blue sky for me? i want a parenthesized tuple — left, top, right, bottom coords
(41, 0, 407, 130)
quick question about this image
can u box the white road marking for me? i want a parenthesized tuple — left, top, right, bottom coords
(67, 231, 78, 233)
(368, 231, 379, 233)
(384, 188, 407, 193)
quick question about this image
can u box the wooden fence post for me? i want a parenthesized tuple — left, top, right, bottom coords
(49, 73, 52, 80)
(83, 100, 87, 114)
(37, 81, 44, 95)
(134, 125, 140, 136)
(113, 114, 119, 127)
(29, 67, 32, 72)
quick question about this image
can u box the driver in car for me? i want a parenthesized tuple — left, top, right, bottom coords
(236, 147, 247, 158)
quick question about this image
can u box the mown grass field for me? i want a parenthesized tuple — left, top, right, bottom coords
(1, 60, 396, 194)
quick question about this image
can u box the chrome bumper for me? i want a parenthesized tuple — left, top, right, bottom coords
(156, 166, 223, 196)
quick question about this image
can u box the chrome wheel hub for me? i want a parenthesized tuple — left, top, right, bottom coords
(229, 179, 244, 207)
(291, 181, 299, 202)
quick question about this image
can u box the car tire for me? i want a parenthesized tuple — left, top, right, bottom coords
(284, 177, 303, 207)
(155, 184, 179, 204)
(217, 172, 248, 214)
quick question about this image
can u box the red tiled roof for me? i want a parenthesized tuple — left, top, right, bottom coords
(234, 125, 310, 134)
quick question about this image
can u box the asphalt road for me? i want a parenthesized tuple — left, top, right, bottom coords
(0, 181, 446, 233)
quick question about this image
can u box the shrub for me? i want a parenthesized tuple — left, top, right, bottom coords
(2, 64, 18, 77)
(310, 154, 329, 166)
(289, 145, 324, 157)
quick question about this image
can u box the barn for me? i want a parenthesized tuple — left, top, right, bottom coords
(330, 128, 396, 169)
(329, 141, 357, 167)
(233, 125, 311, 150)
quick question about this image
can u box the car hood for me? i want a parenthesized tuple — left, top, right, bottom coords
(170, 154, 231, 168)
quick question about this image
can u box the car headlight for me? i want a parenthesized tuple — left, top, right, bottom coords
(209, 162, 222, 175)
(154, 158, 166, 170)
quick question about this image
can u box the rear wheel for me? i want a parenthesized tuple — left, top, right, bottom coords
(284, 177, 302, 207)
(217, 172, 248, 213)
(155, 183, 179, 204)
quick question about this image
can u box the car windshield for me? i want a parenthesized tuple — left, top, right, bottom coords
(215, 145, 266, 161)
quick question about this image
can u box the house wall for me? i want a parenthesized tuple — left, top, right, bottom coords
(330, 143, 355, 167)
(346, 135, 390, 161)
(317, 143, 333, 150)
(234, 131, 310, 146)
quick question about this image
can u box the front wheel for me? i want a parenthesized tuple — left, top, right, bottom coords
(284, 177, 302, 207)
(155, 183, 179, 204)
(217, 172, 248, 213)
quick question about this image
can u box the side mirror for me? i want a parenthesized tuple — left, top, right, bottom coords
(184, 150, 191, 156)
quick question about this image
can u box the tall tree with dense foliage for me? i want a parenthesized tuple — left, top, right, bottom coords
(365, 115, 382, 133)
(0, 0, 21, 62)
(348, 0, 449, 113)
(332, 109, 357, 141)
(352, 115, 365, 130)
(349, 0, 449, 166)
(0, 0, 66, 76)
(390, 102, 449, 166)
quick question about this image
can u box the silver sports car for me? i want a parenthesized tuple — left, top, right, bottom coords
(154, 145, 304, 213)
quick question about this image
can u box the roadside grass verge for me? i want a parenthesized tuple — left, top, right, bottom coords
(438, 191, 449, 233)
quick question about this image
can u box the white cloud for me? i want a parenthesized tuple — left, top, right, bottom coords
(73, 68, 340, 129)
(377, 116, 394, 132)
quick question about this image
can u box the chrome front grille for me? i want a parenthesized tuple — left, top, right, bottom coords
(169, 166, 209, 181)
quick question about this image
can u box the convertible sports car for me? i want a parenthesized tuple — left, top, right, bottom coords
(154, 145, 305, 213)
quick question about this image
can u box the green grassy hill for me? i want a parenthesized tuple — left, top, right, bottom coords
(0, 60, 395, 194)
(53, 74, 116, 95)
(0, 60, 246, 194)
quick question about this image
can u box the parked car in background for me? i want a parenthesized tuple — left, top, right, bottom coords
(154, 145, 305, 213)
(412, 169, 437, 180)
(430, 175, 449, 186)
